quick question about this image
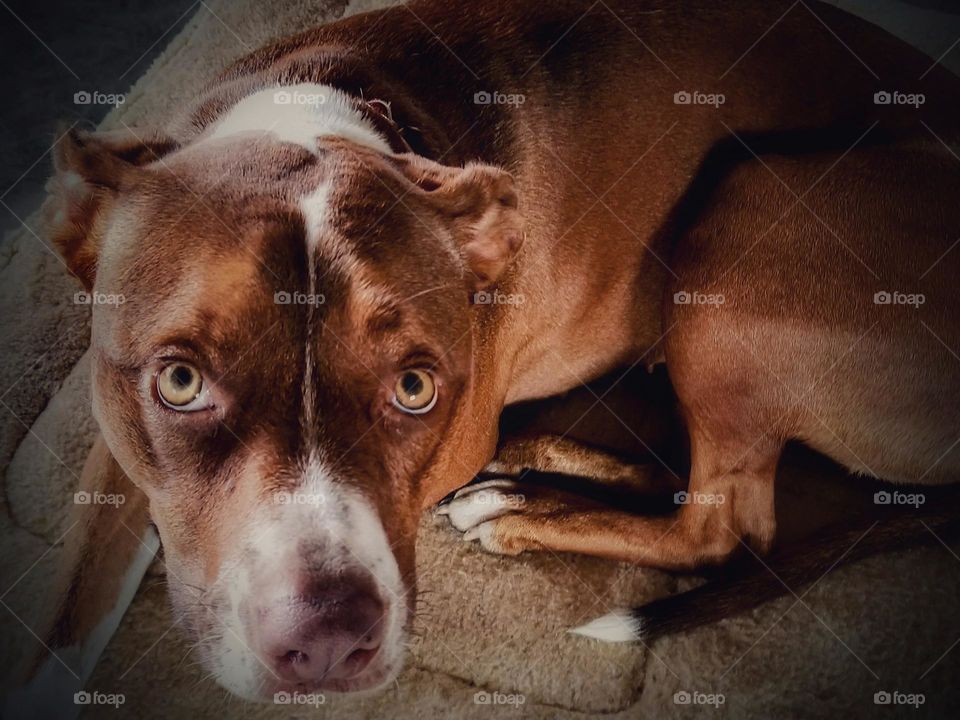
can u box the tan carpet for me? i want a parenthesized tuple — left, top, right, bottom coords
(2, 1, 959, 718)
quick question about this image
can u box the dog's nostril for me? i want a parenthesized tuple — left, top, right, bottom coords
(347, 646, 379, 666)
(281, 650, 309, 665)
(357, 633, 379, 650)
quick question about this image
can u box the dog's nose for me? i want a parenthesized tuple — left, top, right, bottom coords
(256, 574, 385, 684)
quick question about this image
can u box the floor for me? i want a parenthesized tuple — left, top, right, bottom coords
(0, 0, 198, 240)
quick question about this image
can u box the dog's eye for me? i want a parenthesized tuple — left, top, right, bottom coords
(392, 369, 437, 414)
(157, 362, 205, 410)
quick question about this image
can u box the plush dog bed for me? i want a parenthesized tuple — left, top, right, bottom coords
(2, 0, 959, 717)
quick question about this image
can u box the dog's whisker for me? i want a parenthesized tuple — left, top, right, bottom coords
(397, 283, 456, 305)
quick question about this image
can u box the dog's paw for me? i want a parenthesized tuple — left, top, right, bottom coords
(436, 480, 529, 554)
(436, 479, 525, 531)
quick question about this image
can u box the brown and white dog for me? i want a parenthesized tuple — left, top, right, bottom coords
(8, 0, 960, 713)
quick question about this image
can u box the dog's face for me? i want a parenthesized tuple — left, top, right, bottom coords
(46, 126, 521, 698)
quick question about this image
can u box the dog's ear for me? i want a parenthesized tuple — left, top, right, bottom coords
(42, 127, 176, 289)
(392, 154, 524, 290)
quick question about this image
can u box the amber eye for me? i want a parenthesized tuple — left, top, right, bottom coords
(157, 363, 204, 409)
(392, 369, 437, 414)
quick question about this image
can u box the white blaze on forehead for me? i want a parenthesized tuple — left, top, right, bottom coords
(298, 182, 332, 440)
(204, 82, 391, 155)
(300, 181, 333, 254)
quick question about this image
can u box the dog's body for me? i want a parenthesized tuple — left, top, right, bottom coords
(9, 0, 960, 712)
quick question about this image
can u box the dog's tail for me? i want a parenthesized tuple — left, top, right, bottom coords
(568, 499, 960, 643)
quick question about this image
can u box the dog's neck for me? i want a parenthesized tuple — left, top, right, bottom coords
(202, 82, 408, 154)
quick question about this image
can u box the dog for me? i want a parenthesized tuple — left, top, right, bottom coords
(9, 0, 960, 713)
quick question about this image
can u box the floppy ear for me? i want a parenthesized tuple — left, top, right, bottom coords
(392, 154, 524, 290)
(42, 127, 176, 289)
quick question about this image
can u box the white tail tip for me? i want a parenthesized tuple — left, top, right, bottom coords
(568, 610, 641, 642)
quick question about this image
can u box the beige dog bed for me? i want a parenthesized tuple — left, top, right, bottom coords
(2, 1, 959, 717)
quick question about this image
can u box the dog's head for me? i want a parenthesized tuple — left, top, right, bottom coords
(45, 101, 522, 698)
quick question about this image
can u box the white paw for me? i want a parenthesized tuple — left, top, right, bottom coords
(463, 520, 503, 552)
(436, 479, 525, 532)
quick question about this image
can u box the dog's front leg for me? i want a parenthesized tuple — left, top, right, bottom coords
(4, 434, 157, 720)
(484, 434, 683, 496)
(442, 430, 779, 569)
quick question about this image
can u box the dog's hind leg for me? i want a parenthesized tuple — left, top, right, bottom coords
(3, 434, 157, 720)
